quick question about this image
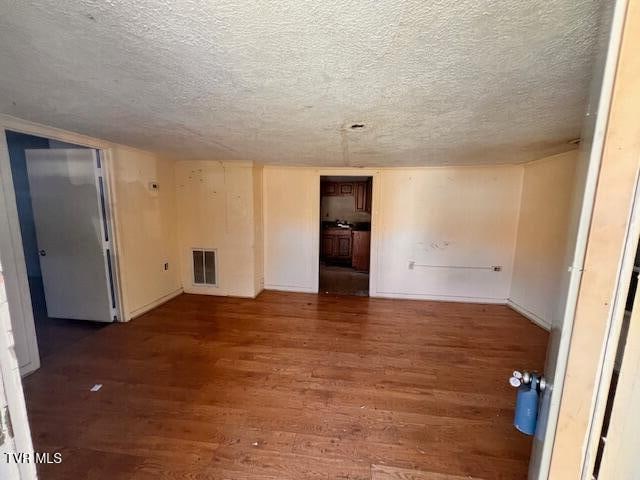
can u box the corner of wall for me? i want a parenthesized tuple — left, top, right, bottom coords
(507, 299, 552, 331)
(507, 164, 526, 301)
(252, 164, 265, 297)
(110, 147, 182, 320)
(508, 150, 580, 330)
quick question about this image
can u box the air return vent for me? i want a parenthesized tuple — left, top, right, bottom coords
(192, 249, 217, 286)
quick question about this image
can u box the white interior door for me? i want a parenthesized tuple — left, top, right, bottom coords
(25, 148, 114, 322)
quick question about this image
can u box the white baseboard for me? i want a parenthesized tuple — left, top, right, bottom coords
(252, 287, 265, 298)
(183, 286, 226, 296)
(265, 286, 507, 304)
(372, 291, 507, 304)
(182, 285, 263, 298)
(19, 358, 40, 378)
(264, 284, 317, 293)
(126, 287, 183, 320)
(507, 299, 551, 331)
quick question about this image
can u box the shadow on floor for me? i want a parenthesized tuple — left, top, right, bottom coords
(28, 275, 108, 360)
(319, 264, 369, 296)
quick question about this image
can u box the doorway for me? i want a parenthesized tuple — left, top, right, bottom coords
(318, 176, 372, 296)
(5, 131, 117, 368)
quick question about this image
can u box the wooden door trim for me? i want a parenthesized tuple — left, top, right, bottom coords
(548, 0, 640, 477)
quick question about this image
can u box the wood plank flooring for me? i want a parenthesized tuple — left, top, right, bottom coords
(23, 291, 548, 479)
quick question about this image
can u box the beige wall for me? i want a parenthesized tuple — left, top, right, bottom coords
(263, 165, 522, 302)
(108, 149, 578, 314)
(376, 167, 522, 302)
(110, 146, 181, 320)
(253, 165, 264, 294)
(509, 150, 579, 329)
(263, 167, 319, 292)
(109, 151, 576, 313)
(174, 161, 262, 298)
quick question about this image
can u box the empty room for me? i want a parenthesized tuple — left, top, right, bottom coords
(0, 1, 639, 480)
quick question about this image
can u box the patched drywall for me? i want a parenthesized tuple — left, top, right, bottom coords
(0, 1, 599, 166)
(175, 161, 262, 297)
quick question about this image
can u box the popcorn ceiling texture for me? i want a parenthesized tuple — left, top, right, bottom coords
(0, 1, 600, 166)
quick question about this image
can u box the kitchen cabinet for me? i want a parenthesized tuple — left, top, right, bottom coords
(322, 227, 370, 271)
(321, 235, 335, 258)
(352, 231, 371, 272)
(322, 182, 338, 196)
(355, 182, 366, 211)
(353, 180, 372, 212)
(321, 227, 352, 263)
(339, 183, 353, 195)
(320, 181, 369, 205)
(337, 235, 351, 257)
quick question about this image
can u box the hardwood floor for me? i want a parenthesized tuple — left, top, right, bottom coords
(28, 275, 107, 360)
(23, 291, 548, 479)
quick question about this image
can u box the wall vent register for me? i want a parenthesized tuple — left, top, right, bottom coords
(192, 249, 217, 286)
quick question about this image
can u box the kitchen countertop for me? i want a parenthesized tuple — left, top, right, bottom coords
(321, 222, 370, 231)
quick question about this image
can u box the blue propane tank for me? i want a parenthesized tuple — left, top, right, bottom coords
(513, 373, 539, 435)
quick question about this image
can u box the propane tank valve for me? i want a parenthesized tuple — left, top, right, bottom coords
(509, 370, 545, 390)
(509, 370, 546, 436)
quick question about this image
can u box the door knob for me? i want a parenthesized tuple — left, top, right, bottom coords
(39, 250, 46, 256)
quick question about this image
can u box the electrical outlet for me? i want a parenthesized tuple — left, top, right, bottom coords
(164, 262, 169, 271)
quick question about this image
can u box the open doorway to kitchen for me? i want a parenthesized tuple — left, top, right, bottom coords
(319, 176, 372, 296)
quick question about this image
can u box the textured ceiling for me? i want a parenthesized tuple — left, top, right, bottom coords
(0, 1, 600, 166)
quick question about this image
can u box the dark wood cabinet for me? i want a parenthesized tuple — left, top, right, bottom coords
(351, 230, 371, 272)
(320, 181, 370, 208)
(354, 182, 366, 211)
(339, 183, 353, 195)
(337, 236, 351, 257)
(322, 182, 338, 196)
(352, 180, 372, 212)
(321, 235, 335, 258)
(321, 228, 352, 263)
(322, 227, 369, 271)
